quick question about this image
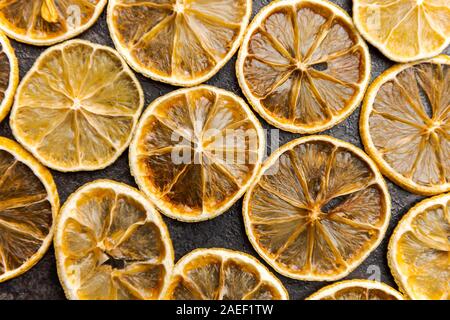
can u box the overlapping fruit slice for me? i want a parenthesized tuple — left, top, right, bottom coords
(10, 40, 144, 172)
(107, 0, 252, 86)
(307, 280, 404, 300)
(236, 0, 370, 133)
(0, 31, 18, 123)
(164, 248, 288, 300)
(361, 55, 450, 195)
(388, 193, 449, 300)
(54, 180, 174, 300)
(0, 137, 59, 282)
(243, 136, 390, 281)
(0, 0, 107, 45)
(130, 86, 265, 222)
(354, 0, 450, 62)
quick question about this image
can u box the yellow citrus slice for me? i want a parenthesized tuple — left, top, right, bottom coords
(354, 0, 450, 62)
(243, 135, 391, 281)
(388, 193, 449, 300)
(0, 0, 107, 46)
(306, 279, 404, 300)
(236, 0, 371, 133)
(54, 179, 174, 300)
(130, 85, 265, 222)
(164, 248, 289, 300)
(361, 55, 450, 195)
(107, 0, 252, 87)
(0, 31, 18, 123)
(10, 40, 144, 172)
(0, 137, 59, 283)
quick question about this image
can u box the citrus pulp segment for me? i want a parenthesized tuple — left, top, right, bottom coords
(236, 0, 371, 133)
(54, 179, 174, 300)
(0, 31, 18, 123)
(243, 135, 391, 281)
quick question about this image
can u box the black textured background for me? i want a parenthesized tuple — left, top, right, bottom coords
(0, 0, 445, 300)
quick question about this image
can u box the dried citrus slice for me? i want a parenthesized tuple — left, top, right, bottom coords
(306, 279, 404, 300)
(354, 0, 450, 62)
(164, 248, 289, 300)
(243, 135, 390, 281)
(54, 180, 174, 300)
(0, 0, 107, 46)
(0, 31, 18, 123)
(130, 85, 265, 222)
(388, 193, 449, 300)
(10, 40, 144, 172)
(236, 0, 371, 133)
(107, 0, 252, 86)
(0, 137, 59, 283)
(361, 55, 450, 195)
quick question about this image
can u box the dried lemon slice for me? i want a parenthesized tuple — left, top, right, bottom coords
(388, 193, 449, 300)
(54, 179, 174, 300)
(361, 55, 449, 195)
(130, 85, 265, 222)
(107, 0, 252, 86)
(306, 279, 404, 300)
(0, 137, 59, 283)
(354, 0, 450, 62)
(164, 248, 288, 300)
(10, 40, 144, 172)
(0, 0, 107, 46)
(243, 135, 390, 281)
(236, 0, 370, 133)
(0, 31, 18, 123)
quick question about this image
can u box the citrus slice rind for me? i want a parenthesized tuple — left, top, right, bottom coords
(107, 0, 252, 87)
(130, 85, 265, 222)
(0, 0, 107, 46)
(353, 0, 450, 63)
(243, 135, 391, 281)
(164, 248, 289, 300)
(54, 179, 174, 300)
(10, 39, 144, 172)
(306, 279, 404, 300)
(0, 137, 59, 283)
(388, 193, 450, 300)
(360, 55, 450, 195)
(0, 31, 18, 123)
(236, 0, 371, 133)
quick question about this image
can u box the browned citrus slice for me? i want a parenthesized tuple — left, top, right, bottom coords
(0, 0, 107, 45)
(107, 0, 252, 86)
(54, 179, 174, 300)
(388, 193, 449, 300)
(236, 0, 371, 133)
(164, 248, 289, 300)
(306, 279, 404, 300)
(0, 137, 59, 283)
(243, 135, 390, 281)
(354, 0, 450, 62)
(361, 55, 450, 195)
(0, 31, 18, 123)
(129, 85, 265, 222)
(10, 40, 144, 172)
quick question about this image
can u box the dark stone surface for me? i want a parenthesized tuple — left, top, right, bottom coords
(0, 0, 446, 300)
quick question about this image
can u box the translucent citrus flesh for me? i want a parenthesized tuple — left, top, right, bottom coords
(133, 87, 262, 219)
(0, 0, 105, 42)
(313, 284, 401, 300)
(246, 139, 388, 279)
(367, 61, 449, 190)
(60, 186, 170, 300)
(355, 0, 450, 60)
(0, 41, 11, 105)
(394, 199, 449, 300)
(0, 149, 53, 277)
(12, 41, 142, 171)
(110, 0, 249, 83)
(165, 251, 285, 300)
(240, 1, 367, 130)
